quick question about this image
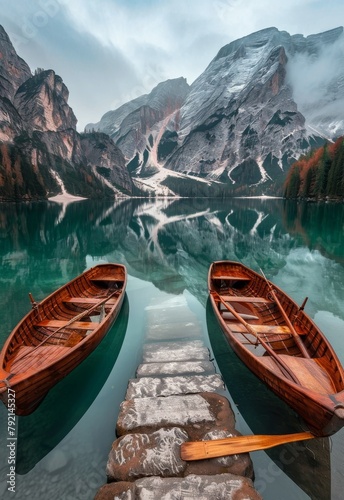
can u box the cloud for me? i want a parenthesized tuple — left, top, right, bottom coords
(287, 30, 344, 135)
(1, 0, 344, 129)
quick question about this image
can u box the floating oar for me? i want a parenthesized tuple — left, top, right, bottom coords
(180, 431, 315, 461)
(211, 290, 300, 384)
(259, 268, 311, 359)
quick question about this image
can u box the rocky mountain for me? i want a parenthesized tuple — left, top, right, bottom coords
(89, 26, 344, 196)
(88, 77, 190, 177)
(0, 25, 133, 201)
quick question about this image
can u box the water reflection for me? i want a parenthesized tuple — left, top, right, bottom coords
(0, 197, 343, 500)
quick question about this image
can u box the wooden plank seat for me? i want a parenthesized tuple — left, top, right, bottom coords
(90, 277, 123, 282)
(212, 275, 251, 281)
(63, 297, 118, 305)
(220, 295, 272, 303)
(228, 324, 293, 335)
(35, 320, 98, 330)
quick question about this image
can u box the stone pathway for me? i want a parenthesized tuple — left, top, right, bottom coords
(95, 295, 262, 499)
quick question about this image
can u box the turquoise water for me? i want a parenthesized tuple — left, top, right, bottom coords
(0, 198, 343, 499)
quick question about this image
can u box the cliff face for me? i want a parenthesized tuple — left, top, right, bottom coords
(87, 78, 190, 176)
(0, 26, 31, 101)
(14, 70, 78, 133)
(0, 25, 131, 201)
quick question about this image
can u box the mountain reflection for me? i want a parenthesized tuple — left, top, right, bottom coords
(0, 198, 343, 336)
(0, 197, 343, 498)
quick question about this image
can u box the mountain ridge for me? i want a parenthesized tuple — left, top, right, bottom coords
(89, 26, 344, 196)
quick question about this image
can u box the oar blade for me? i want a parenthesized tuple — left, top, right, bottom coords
(180, 432, 315, 461)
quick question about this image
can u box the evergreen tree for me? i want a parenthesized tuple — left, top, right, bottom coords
(314, 145, 331, 197)
(285, 167, 300, 198)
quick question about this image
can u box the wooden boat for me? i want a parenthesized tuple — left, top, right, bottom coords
(0, 263, 127, 415)
(208, 260, 344, 437)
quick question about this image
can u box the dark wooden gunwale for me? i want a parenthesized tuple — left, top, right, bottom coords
(209, 260, 344, 436)
(0, 263, 127, 415)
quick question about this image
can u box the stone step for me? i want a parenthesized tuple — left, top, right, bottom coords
(125, 374, 224, 399)
(136, 360, 215, 377)
(116, 393, 235, 440)
(142, 340, 209, 363)
(96, 474, 262, 500)
(106, 427, 253, 484)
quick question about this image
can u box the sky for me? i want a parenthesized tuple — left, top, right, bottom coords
(1, 0, 344, 130)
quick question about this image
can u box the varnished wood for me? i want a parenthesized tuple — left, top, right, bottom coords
(63, 297, 118, 305)
(209, 260, 344, 437)
(0, 263, 127, 415)
(220, 296, 272, 303)
(181, 431, 315, 460)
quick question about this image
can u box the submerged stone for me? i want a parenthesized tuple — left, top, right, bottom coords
(142, 340, 209, 363)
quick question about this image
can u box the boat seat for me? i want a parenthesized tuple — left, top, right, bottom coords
(220, 295, 272, 303)
(229, 324, 293, 335)
(212, 276, 251, 281)
(35, 320, 98, 330)
(90, 277, 123, 282)
(63, 297, 118, 305)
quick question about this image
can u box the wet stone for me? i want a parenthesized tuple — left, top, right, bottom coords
(96, 474, 262, 499)
(116, 393, 235, 441)
(136, 360, 215, 377)
(125, 374, 224, 399)
(142, 340, 209, 363)
(107, 427, 188, 482)
(95, 481, 134, 500)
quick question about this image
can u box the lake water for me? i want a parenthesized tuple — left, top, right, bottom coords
(0, 197, 343, 499)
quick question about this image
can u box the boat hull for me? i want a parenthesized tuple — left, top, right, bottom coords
(0, 263, 127, 415)
(209, 260, 344, 437)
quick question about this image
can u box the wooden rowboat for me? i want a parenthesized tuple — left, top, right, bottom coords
(208, 260, 344, 437)
(0, 263, 127, 415)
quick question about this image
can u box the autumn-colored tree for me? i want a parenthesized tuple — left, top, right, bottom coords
(285, 137, 344, 199)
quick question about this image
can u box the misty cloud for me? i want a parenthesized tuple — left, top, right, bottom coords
(2, 0, 344, 130)
(287, 30, 344, 137)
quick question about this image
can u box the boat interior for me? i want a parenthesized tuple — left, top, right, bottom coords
(3, 268, 125, 375)
(211, 263, 344, 395)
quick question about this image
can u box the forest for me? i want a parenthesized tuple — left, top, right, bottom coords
(284, 136, 344, 200)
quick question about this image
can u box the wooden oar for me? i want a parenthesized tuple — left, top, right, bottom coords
(180, 431, 315, 460)
(259, 268, 311, 359)
(211, 291, 300, 384)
